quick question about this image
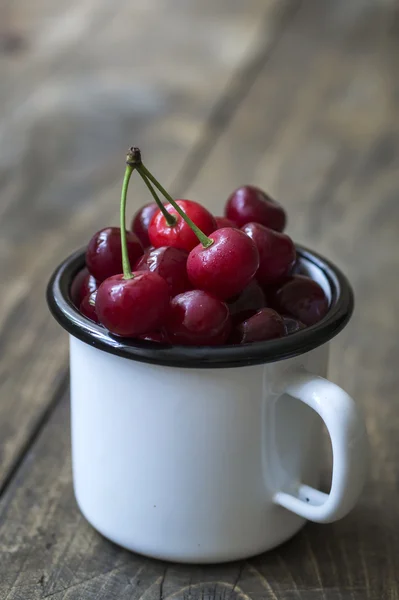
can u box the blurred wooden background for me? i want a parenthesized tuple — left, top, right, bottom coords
(0, 0, 399, 598)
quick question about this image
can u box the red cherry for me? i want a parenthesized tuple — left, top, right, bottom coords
(271, 275, 329, 326)
(230, 308, 285, 344)
(228, 280, 267, 324)
(131, 202, 159, 248)
(96, 271, 169, 337)
(215, 216, 237, 229)
(165, 290, 231, 346)
(187, 228, 259, 300)
(283, 316, 306, 335)
(70, 268, 89, 307)
(86, 227, 144, 283)
(225, 185, 286, 231)
(79, 291, 99, 323)
(134, 246, 190, 297)
(80, 271, 98, 299)
(241, 222, 296, 285)
(149, 199, 216, 252)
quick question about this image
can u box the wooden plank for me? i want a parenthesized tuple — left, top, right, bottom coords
(1, 0, 398, 598)
(0, 0, 293, 488)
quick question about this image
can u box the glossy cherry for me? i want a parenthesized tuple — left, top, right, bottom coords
(70, 267, 89, 307)
(230, 308, 285, 344)
(215, 216, 236, 229)
(79, 291, 98, 323)
(165, 290, 231, 346)
(187, 228, 259, 300)
(241, 222, 296, 285)
(225, 185, 286, 231)
(283, 316, 305, 335)
(271, 275, 329, 326)
(149, 199, 216, 252)
(131, 202, 159, 248)
(86, 227, 144, 282)
(80, 271, 98, 299)
(228, 279, 266, 324)
(96, 271, 169, 337)
(134, 246, 190, 297)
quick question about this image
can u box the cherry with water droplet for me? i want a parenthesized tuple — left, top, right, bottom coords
(187, 228, 259, 300)
(96, 272, 169, 337)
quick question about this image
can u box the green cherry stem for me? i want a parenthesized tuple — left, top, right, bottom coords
(138, 171, 177, 227)
(120, 151, 136, 280)
(137, 163, 214, 249)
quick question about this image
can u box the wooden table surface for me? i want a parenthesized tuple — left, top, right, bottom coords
(1, 0, 398, 598)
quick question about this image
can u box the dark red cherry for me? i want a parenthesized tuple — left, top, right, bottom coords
(215, 216, 237, 229)
(149, 199, 216, 252)
(241, 222, 296, 285)
(131, 202, 159, 248)
(187, 228, 259, 300)
(271, 275, 329, 326)
(134, 246, 190, 297)
(165, 290, 231, 346)
(86, 227, 144, 283)
(230, 308, 285, 344)
(228, 280, 267, 324)
(70, 268, 89, 307)
(225, 185, 286, 231)
(79, 291, 99, 323)
(80, 271, 98, 299)
(283, 316, 306, 335)
(95, 271, 169, 337)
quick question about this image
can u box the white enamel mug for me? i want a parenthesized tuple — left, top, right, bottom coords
(48, 246, 368, 564)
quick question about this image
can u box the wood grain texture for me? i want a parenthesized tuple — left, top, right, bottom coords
(0, 0, 291, 489)
(186, 0, 399, 596)
(1, 0, 399, 598)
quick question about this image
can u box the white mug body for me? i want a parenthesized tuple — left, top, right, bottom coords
(71, 336, 328, 563)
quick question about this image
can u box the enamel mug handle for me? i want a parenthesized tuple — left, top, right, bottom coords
(273, 371, 368, 523)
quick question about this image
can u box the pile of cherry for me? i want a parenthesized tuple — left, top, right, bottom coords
(72, 150, 328, 346)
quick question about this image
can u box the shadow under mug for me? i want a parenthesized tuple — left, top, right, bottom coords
(47, 246, 368, 564)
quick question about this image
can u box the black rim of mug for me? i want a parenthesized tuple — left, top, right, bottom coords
(46, 246, 354, 369)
